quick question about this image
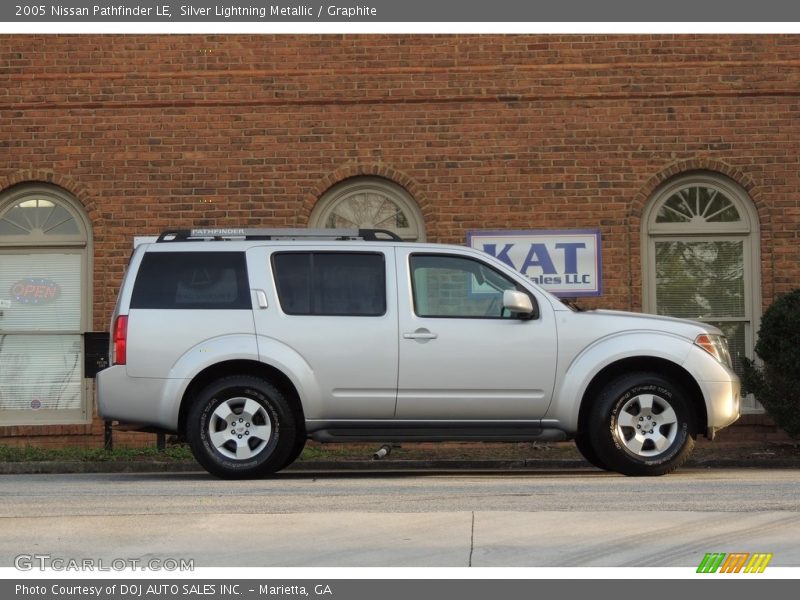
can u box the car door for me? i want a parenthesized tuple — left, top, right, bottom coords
(395, 248, 557, 419)
(248, 245, 398, 419)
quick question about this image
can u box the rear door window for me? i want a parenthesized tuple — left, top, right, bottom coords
(272, 252, 386, 316)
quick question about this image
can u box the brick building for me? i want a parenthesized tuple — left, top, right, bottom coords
(1, 34, 798, 447)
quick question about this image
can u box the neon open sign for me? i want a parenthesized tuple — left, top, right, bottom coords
(10, 278, 61, 305)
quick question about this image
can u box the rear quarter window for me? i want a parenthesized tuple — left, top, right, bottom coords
(130, 252, 251, 310)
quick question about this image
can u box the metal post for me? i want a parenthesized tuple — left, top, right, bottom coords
(156, 432, 166, 452)
(103, 420, 113, 451)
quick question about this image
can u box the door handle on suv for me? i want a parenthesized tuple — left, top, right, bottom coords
(403, 329, 438, 340)
(254, 289, 268, 309)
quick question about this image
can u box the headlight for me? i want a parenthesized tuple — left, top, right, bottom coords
(694, 334, 733, 369)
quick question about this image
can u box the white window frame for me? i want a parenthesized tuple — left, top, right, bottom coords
(642, 173, 762, 413)
(309, 177, 426, 242)
(0, 184, 93, 425)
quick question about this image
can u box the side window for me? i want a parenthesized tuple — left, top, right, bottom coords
(131, 252, 251, 309)
(410, 254, 523, 319)
(272, 252, 386, 316)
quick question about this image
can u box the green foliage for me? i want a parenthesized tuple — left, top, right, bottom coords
(742, 289, 800, 438)
(0, 444, 194, 463)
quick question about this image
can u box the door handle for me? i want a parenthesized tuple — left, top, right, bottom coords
(254, 290, 268, 309)
(403, 329, 438, 340)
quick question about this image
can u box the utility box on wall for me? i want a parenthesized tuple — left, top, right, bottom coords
(83, 332, 109, 378)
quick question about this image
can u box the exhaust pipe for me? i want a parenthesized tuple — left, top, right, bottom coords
(373, 444, 393, 460)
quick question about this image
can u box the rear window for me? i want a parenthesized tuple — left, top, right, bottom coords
(131, 252, 251, 310)
(272, 252, 386, 316)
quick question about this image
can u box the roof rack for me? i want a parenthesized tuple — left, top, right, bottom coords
(156, 228, 403, 243)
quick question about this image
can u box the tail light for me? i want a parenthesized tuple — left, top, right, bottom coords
(112, 315, 128, 365)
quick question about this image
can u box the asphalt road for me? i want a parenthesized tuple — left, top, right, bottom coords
(1, 468, 799, 567)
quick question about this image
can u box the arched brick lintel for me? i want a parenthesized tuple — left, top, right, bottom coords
(300, 163, 431, 224)
(0, 169, 104, 235)
(629, 158, 766, 227)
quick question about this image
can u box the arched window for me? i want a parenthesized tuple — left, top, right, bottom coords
(642, 173, 762, 412)
(309, 177, 426, 241)
(0, 184, 92, 425)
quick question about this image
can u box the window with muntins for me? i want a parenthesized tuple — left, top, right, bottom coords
(309, 177, 426, 241)
(643, 173, 762, 412)
(0, 184, 92, 425)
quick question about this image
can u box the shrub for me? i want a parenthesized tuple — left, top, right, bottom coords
(742, 289, 800, 438)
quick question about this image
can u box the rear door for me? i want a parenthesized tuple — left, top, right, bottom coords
(395, 248, 557, 419)
(248, 246, 398, 419)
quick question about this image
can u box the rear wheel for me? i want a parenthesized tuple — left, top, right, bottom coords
(277, 435, 307, 471)
(588, 372, 697, 476)
(187, 375, 297, 479)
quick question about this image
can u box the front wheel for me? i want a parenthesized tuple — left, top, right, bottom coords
(186, 375, 297, 479)
(574, 433, 610, 471)
(588, 372, 697, 476)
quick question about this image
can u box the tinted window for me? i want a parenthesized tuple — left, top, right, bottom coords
(131, 252, 251, 310)
(272, 252, 386, 316)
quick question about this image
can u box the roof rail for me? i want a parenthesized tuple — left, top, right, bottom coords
(155, 228, 403, 243)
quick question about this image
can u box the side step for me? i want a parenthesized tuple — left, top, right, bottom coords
(310, 426, 568, 443)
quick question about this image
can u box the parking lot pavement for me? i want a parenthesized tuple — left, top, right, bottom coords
(470, 511, 800, 567)
(3, 510, 800, 568)
(1, 468, 799, 567)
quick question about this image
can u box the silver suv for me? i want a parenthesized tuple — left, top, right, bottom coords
(97, 228, 741, 478)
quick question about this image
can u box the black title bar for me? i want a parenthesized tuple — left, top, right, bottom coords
(4, 0, 800, 22)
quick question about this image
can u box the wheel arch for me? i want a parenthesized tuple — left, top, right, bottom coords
(178, 359, 306, 438)
(577, 357, 708, 438)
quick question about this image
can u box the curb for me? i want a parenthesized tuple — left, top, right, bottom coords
(1, 457, 799, 475)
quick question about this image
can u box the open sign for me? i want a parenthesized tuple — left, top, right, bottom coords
(10, 278, 61, 305)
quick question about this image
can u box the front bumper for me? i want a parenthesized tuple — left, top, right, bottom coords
(682, 345, 741, 436)
(702, 379, 741, 438)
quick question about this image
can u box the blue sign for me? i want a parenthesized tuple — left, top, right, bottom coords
(468, 229, 603, 297)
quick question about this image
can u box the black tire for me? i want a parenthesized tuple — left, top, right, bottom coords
(186, 375, 297, 479)
(574, 433, 610, 471)
(588, 372, 697, 477)
(276, 435, 307, 471)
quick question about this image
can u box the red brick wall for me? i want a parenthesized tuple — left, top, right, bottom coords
(1, 34, 798, 446)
